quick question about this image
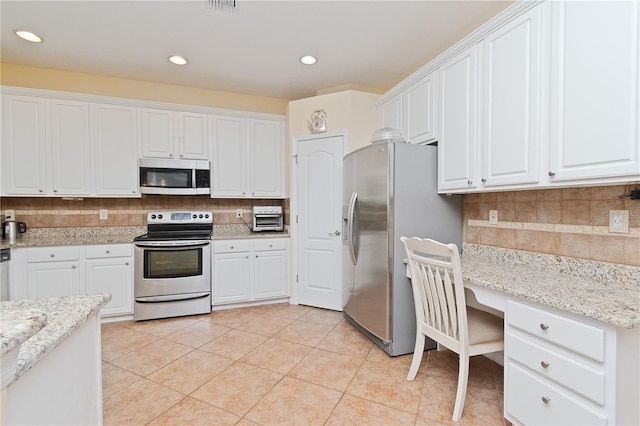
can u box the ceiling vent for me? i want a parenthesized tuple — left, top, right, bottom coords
(208, 0, 237, 13)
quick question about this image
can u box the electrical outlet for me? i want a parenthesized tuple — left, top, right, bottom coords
(489, 210, 498, 225)
(99, 209, 108, 220)
(236, 209, 243, 219)
(609, 210, 629, 233)
(4, 209, 16, 221)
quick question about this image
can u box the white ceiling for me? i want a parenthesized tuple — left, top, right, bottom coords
(1, 1, 511, 100)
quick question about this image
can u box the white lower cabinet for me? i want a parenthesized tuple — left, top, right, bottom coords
(84, 244, 133, 316)
(10, 244, 134, 317)
(26, 247, 81, 300)
(212, 238, 289, 306)
(505, 299, 639, 425)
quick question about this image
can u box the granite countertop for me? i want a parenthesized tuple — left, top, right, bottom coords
(1, 225, 289, 249)
(0, 294, 111, 387)
(461, 244, 640, 329)
(0, 309, 48, 357)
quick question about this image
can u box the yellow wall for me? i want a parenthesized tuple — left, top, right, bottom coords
(0, 63, 288, 115)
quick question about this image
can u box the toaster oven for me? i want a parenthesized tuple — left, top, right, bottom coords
(252, 206, 284, 232)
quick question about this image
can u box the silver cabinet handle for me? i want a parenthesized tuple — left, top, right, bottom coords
(169, 153, 174, 158)
(548, 171, 556, 177)
(481, 178, 486, 183)
(132, 190, 137, 194)
(39, 189, 44, 193)
(230, 246, 234, 249)
(540, 361, 550, 368)
(540, 323, 549, 331)
(72, 265, 77, 269)
(245, 255, 249, 259)
(179, 154, 184, 158)
(53, 189, 58, 193)
(106, 250, 111, 254)
(269, 244, 273, 247)
(329, 230, 341, 236)
(541, 396, 551, 404)
(50, 253, 55, 258)
(467, 180, 473, 185)
(125, 262, 130, 266)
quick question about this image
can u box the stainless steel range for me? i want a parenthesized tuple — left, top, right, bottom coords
(133, 211, 212, 321)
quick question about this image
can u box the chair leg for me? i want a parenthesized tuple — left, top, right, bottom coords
(452, 354, 470, 422)
(406, 332, 425, 380)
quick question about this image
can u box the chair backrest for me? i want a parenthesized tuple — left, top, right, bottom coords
(401, 237, 469, 351)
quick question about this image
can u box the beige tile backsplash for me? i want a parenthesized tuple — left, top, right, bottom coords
(464, 185, 640, 266)
(0, 196, 289, 228)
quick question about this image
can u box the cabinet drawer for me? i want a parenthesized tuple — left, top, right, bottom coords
(507, 332, 605, 405)
(506, 362, 606, 426)
(213, 240, 251, 253)
(28, 246, 80, 263)
(253, 239, 287, 252)
(85, 244, 132, 259)
(507, 300, 605, 362)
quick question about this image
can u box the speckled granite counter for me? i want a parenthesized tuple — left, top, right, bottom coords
(461, 244, 640, 329)
(0, 309, 47, 357)
(0, 293, 111, 386)
(0, 225, 289, 249)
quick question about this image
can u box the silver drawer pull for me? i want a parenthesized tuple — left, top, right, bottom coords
(106, 250, 111, 254)
(230, 246, 234, 249)
(541, 396, 551, 404)
(540, 361, 550, 368)
(50, 253, 55, 258)
(540, 323, 549, 331)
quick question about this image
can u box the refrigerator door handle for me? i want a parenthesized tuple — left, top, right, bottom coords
(347, 191, 358, 265)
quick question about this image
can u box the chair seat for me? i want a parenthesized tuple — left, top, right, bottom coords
(467, 307, 504, 346)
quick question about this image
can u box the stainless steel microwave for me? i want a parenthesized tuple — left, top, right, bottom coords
(139, 158, 211, 195)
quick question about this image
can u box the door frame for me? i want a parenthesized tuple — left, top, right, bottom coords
(290, 130, 347, 306)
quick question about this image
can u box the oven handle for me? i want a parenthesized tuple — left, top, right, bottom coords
(135, 292, 210, 303)
(134, 240, 211, 248)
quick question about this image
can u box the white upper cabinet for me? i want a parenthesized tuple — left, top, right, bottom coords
(437, 44, 479, 192)
(405, 71, 438, 144)
(2, 95, 48, 195)
(91, 103, 139, 196)
(48, 99, 91, 195)
(141, 108, 208, 160)
(481, 6, 541, 187)
(211, 116, 284, 198)
(378, 72, 438, 144)
(547, 0, 640, 181)
(378, 94, 402, 131)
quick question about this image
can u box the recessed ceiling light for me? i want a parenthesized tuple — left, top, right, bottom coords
(300, 55, 317, 65)
(15, 30, 43, 43)
(169, 55, 188, 65)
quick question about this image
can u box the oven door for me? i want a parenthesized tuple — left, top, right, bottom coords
(134, 240, 211, 299)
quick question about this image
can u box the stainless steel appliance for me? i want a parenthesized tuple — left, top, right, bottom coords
(1, 248, 10, 301)
(139, 158, 211, 195)
(2, 221, 27, 242)
(133, 211, 213, 321)
(343, 140, 462, 356)
(252, 206, 284, 232)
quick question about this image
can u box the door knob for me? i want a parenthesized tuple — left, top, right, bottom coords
(329, 230, 341, 236)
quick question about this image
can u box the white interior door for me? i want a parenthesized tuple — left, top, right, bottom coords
(295, 134, 344, 311)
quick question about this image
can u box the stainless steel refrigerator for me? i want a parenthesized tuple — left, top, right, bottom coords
(342, 141, 462, 356)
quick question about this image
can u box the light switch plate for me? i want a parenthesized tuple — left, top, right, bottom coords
(489, 210, 498, 225)
(4, 209, 16, 221)
(99, 209, 108, 220)
(608, 210, 629, 233)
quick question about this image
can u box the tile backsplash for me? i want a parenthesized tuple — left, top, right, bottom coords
(1, 196, 289, 228)
(463, 185, 640, 266)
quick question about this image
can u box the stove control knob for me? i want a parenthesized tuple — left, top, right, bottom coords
(199, 214, 203, 218)
(193, 214, 197, 219)
(158, 214, 163, 219)
(205, 214, 209, 218)
(151, 214, 156, 219)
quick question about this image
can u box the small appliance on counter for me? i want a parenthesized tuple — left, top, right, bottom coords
(252, 206, 284, 232)
(2, 220, 27, 242)
(133, 211, 213, 321)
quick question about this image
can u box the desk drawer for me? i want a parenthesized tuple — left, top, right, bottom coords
(507, 300, 605, 362)
(506, 362, 606, 426)
(507, 332, 605, 405)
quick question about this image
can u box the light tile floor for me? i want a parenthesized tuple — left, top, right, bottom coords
(101, 303, 507, 425)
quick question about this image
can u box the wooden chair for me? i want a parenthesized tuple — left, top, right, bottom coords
(401, 236, 504, 422)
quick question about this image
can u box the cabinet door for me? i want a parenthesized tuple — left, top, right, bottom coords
(48, 100, 91, 195)
(481, 6, 541, 187)
(212, 252, 251, 304)
(27, 261, 81, 299)
(379, 94, 402, 131)
(92, 103, 139, 196)
(2, 95, 47, 195)
(211, 116, 246, 197)
(548, 1, 640, 181)
(85, 258, 133, 316)
(405, 72, 438, 144)
(254, 250, 288, 300)
(248, 119, 283, 198)
(438, 44, 479, 192)
(140, 108, 174, 159)
(178, 112, 208, 159)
